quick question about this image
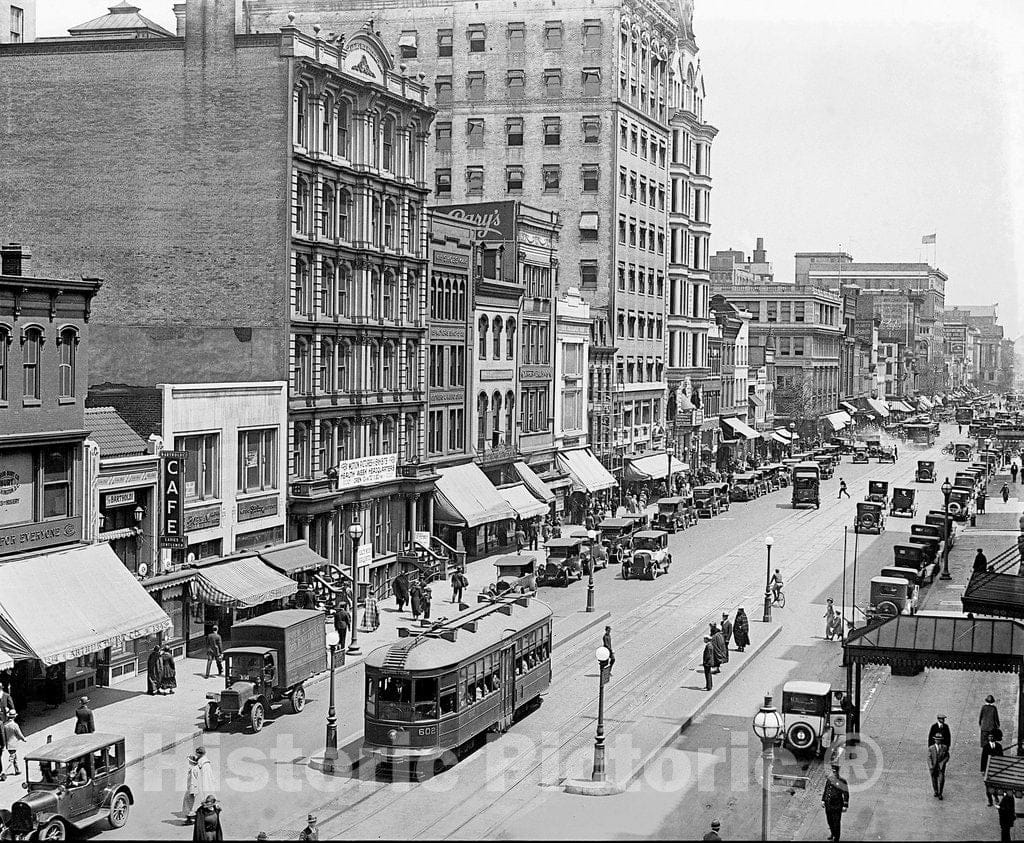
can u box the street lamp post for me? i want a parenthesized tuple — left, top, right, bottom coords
(323, 626, 340, 774)
(586, 556, 596, 613)
(752, 694, 784, 842)
(347, 521, 364, 655)
(592, 646, 610, 782)
(788, 422, 797, 458)
(762, 536, 775, 623)
(939, 477, 953, 580)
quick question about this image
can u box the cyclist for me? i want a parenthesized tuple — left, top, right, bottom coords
(769, 569, 784, 604)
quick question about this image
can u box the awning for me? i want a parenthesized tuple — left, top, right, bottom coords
(513, 461, 555, 504)
(498, 483, 549, 519)
(579, 211, 599, 230)
(434, 462, 516, 527)
(865, 398, 890, 418)
(98, 527, 141, 542)
(748, 393, 765, 408)
(0, 544, 171, 666)
(822, 410, 852, 432)
(623, 453, 689, 481)
(890, 400, 914, 413)
(260, 541, 329, 577)
(0, 647, 12, 671)
(193, 556, 299, 608)
(721, 417, 760, 440)
(917, 396, 933, 410)
(840, 401, 858, 415)
(398, 31, 418, 48)
(556, 447, 617, 493)
(962, 571, 1024, 619)
(765, 431, 790, 446)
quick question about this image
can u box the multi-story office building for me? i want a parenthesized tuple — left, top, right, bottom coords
(1, 0, 33, 43)
(709, 295, 758, 461)
(943, 320, 977, 390)
(946, 305, 1008, 390)
(710, 238, 774, 287)
(554, 287, 591, 453)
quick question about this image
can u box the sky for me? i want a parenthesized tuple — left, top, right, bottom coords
(36, 0, 1024, 337)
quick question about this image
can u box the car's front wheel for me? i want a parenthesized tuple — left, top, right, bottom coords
(250, 701, 265, 733)
(37, 819, 65, 841)
(108, 792, 131, 829)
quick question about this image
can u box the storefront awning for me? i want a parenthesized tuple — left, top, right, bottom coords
(0, 647, 12, 671)
(766, 431, 790, 446)
(0, 544, 171, 666)
(748, 393, 765, 408)
(513, 461, 555, 504)
(498, 483, 550, 519)
(865, 398, 890, 418)
(721, 417, 760, 440)
(556, 447, 617, 493)
(890, 400, 914, 413)
(840, 401, 858, 415)
(917, 396, 933, 410)
(822, 410, 852, 432)
(193, 556, 299, 608)
(434, 462, 516, 527)
(623, 453, 689, 482)
(260, 541, 329, 576)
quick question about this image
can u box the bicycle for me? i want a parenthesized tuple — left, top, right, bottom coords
(941, 442, 955, 455)
(771, 586, 786, 609)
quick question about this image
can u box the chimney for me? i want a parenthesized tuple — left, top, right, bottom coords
(185, 0, 240, 56)
(1, 244, 31, 276)
(173, 3, 186, 36)
(753, 237, 767, 263)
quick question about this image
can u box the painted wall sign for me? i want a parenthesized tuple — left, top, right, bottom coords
(0, 516, 82, 553)
(433, 201, 516, 241)
(0, 452, 34, 527)
(334, 453, 398, 491)
(159, 451, 187, 549)
(96, 469, 159, 490)
(185, 504, 221, 533)
(237, 495, 279, 523)
(432, 250, 470, 270)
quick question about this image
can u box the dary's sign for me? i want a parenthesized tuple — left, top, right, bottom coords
(159, 451, 187, 549)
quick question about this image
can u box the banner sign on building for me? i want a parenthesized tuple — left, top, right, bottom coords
(159, 451, 187, 549)
(333, 453, 398, 491)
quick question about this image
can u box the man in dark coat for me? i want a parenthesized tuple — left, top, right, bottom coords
(720, 613, 733, 655)
(205, 627, 223, 680)
(977, 491, 987, 514)
(928, 713, 952, 748)
(928, 730, 950, 799)
(422, 585, 432, 620)
(710, 624, 727, 671)
(822, 764, 849, 840)
(983, 730, 1004, 806)
(733, 608, 750, 651)
(999, 791, 1017, 842)
(602, 626, 615, 674)
(974, 549, 990, 575)
(980, 694, 1001, 745)
(146, 644, 163, 695)
(702, 819, 722, 841)
(701, 636, 714, 691)
(333, 606, 350, 651)
(74, 697, 95, 734)
(392, 573, 409, 612)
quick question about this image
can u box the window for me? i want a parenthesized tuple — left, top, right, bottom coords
(58, 328, 77, 398)
(382, 116, 396, 172)
(22, 326, 41, 400)
(10, 5, 24, 42)
(543, 117, 561, 146)
(506, 165, 524, 193)
(544, 68, 562, 97)
(580, 261, 598, 288)
(466, 166, 484, 195)
(294, 176, 310, 234)
(581, 164, 599, 193)
(506, 318, 516, 359)
(337, 100, 351, 158)
(581, 68, 601, 97)
(544, 21, 562, 49)
(42, 448, 72, 519)
(467, 118, 484, 148)
(467, 71, 485, 101)
(435, 168, 452, 197)
(794, 337, 805, 356)
(478, 316, 488, 359)
(435, 121, 452, 151)
(794, 302, 805, 322)
(492, 316, 503, 358)
(320, 183, 335, 238)
(617, 216, 626, 244)
(542, 165, 560, 193)
(177, 433, 219, 502)
(0, 327, 7, 402)
(582, 19, 602, 49)
(435, 75, 453, 105)
(428, 410, 444, 455)
(238, 429, 278, 493)
(437, 28, 453, 57)
(506, 117, 524, 146)
(582, 115, 600, 143)
(399, 30, 418, 59)
(767, 301, 778, 322)
(468, 24, 486, 52)
(507, 22, 525, 51)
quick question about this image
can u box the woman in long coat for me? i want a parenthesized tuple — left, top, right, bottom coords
(146, 644, 164, 696)
(733, 608, 750, 652)
(392, 574, 409, 612)
(409, 581, 423, 620)
(160, 647, 177, 695)
(193, 795, 224, 842)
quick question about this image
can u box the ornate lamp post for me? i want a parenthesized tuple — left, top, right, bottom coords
(586, 557, 596, 613)
(788, 422, 797, 458)
(592, 645, 611, 782)
(939, 477, 953, 580)
(752, 694, 784, 842)
(323, 625, 340, 774)
(762, 535, 775, 623)
(347, 521, 364, 655)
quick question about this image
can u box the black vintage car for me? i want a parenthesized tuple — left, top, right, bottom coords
(864, 481, 889, 507)
(893, 544, 937, 584)
(890, 488, 917, 518)
(925, 511, 957, 548)
(947, 489, 973, 522)
(540, 538, 586, 586)
(916, 460, 935, 483)
(855, 501, 885, 534)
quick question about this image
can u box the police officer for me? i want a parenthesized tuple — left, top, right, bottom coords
(822, 763, 849, 840)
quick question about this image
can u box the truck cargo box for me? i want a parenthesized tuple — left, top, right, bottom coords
(230, 609, 327, 689)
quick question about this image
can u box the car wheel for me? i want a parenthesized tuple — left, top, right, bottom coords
(108, 791, 131, 829)
(290, 685, 306, 714)
(787, 722, 816, 753)
(37, 819, 65, 841)
(250, 701, 265, 733)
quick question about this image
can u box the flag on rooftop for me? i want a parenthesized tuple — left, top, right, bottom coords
(921, 233, 936, 244)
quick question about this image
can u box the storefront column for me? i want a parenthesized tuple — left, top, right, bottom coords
(324, 512, 334, 568)
(332, 506, 343, 567)
(425, 494, 435, 536)
(300, 515, 312, 542)
(407, 493, 420, 544)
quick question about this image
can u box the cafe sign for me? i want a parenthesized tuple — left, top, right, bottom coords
(159, 451, 187, 549)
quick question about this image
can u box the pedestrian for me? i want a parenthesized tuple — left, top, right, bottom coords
(585, 511, 596, 531)
(602, 626, 615, 674)
(410, 580, 423, 620)
(977, 491, 987, 514)
(838, 479, 850, 499)
(192, 795, 223, 842)
(393, 572, 409, 612)
(999, 791, 1017, 842)
(361, 594, 380, 632)
(702, 819, 722, 841)
(160, 646, 177, 695)
(928, 731, 950, 801)
(894, 444, 899, 460)
(720, 612, 732, 653)
(74, 696, 95, 734)
(928, 712, 952, 748)
(824, 598, 840, 640)
(422, 585, 432, 621)
(515, 525, 527, 553)
(333, 605, 350, 651)
(733, 607, 750, 652)
(1002, 483, 1011, 504)
(299, 813, 320, 841)
(701, 636, 714, 691)
(982, 730, 1004, 805)
(451, 568, 464, 604)
(974, 548, 990, 575)
(194, 746, 217, 803)
(2, 711, 25, 778)
(1013, 463, 1020, 485)
(205, 626, 224, 679)
(293, 583, 316, 610)
(182, 754, 200, 825)
(980, 695, 1001, 745)
(146, 643, 164, 695)
(711, 623, 728, 668)
(821, 763, 849, 841)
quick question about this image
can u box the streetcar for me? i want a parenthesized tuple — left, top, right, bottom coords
(363, 594, 553, 778)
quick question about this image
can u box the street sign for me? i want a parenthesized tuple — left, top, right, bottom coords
(772, 774, 808, 790)
(599, 663, 611, 685)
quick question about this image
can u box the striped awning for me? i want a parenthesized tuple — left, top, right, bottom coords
(0, 647, 12, 671)
(499, 483, 550, 519)
(822, 410, 853, 432)
(193, 557, 298, 608)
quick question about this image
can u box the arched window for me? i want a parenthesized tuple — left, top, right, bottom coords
(476, 392, 489, 449)
(337, 99, 351, 158)
(294, 255, 311, 315)
(370, 340, 382, 390)
(22, 326, 42, 400)
(319, 420, 333, 472)
(505, 317, 516, 359)
(382, 417, 396, 454)
(338, 189, 352, 241)
(337, 340, 352, 391)
(295, 86, 310, 147)
(320, 259, 335, 317)
(294, 422, 311, 477)
(382, 270, 396, 320)
(295, 175, 310, 234)
(367, 113, 379, 168)
(337, 421, 353, 463)
(443, 278, 453, 320)
(321, 95, 334, 154)
(492, 316, 503, 359)
(320, 338, 334, 392)
(430, 275, 439, 319)
(0, 325, 9, 402)
(491, 391, 503, 446)
(382, 341, 395, 389)
(321, 182, 335, 238)
(407, 270, 418, 323)
(368, 417, 381, 456)
(407, 121, 419, 179)
(406, 341, 418, 390)
(505, 390, 515, 438)
(405, 412, 419, 460)
(293, 337, 311, 394)
(384, 199, 398, 249)
(337, 263, 351, 316)
(382, 115, 397, 172)
(370, 198, 382, 246)
(478, 315, 488, 359)
(58, 327, 78, 399)
(368, 270, 380, 319)
(457, 279, 467, 320)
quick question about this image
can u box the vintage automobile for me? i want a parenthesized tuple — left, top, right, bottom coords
(492, 553, 541, 596)
(709, 482, 732, 513)
(598, 518, 634, 559)
(622, 511, 651, 533)
(907, 530, 941, 569)
(0, 733, 133, 841)
(947, 488, 973, 522)
(864, 480, 890, 507)
(763, 464, 784, 491)
(205, 610, 327, 733)
(894, 543, 937, 584)
(560, 525, 606, 571)
(867, 576, 915, 621)
(792, 462, 821, 509)
(954, 442, 973, 461)
(693, 486, 721, 518)
(540, 538, 586, 587)
(623, 530, 672, 580)
(954, 471, 981, 493)
(654, 496, 695, 532)
(889, 487, 917, 518)
(781, 681, 844, 758)
(814, 457, 834, 480)
(865, 437, 883, 457)
(925, 511, 957, 548)
(916, 460, 936, 483)
(730, 473, 760, 502)
(852, 445, 870, 464)
(854, 501, 886, 534)
(876, 446, 897, 464)
(981, 450, 1000, 473)
(880, 566, 922, 612)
